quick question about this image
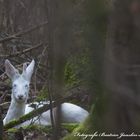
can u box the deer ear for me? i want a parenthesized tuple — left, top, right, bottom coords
(22, 60, 35, 81)
(5, 59, 19, 80)
(23, 62, 28, 72)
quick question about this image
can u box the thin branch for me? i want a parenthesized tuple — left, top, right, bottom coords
(0, 86, 8, 139)
(0, 43, 47, 58)
(0, 21, 48, 43)
(34, 45, 48, 96)
(0, 102, 10, 109)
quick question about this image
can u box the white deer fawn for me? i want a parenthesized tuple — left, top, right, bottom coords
(3, 59, 89, 126)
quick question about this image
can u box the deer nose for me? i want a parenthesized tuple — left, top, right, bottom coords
(18, 95, 23, 100)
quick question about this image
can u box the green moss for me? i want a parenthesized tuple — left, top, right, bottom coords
(61, 123, 79, 132)
(62, 122, 88, 140)
(5, 125, 53, 140)
(64, 62, 80, 88)
(7, 123, 78, 133)
(24, 125, 53, 133)
(64, 49, 90, 89)
(35, 87, 48, 101)
(5, 124, 79, 140)
(7, 128, 18, 133)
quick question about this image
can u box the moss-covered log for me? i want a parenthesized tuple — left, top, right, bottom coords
(4, 123, 79, 140)
(7, 123, 79, 133)
(4, 95, 74, 130)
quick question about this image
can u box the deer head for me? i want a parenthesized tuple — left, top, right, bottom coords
(5, 59, 35, 103)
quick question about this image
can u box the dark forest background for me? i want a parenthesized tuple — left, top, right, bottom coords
(1, 0, 140, 140)
(0, 0, 108, 139)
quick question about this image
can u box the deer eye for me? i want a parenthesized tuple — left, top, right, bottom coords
(13, 84, 17, 88)
(25, 84, 29, 89)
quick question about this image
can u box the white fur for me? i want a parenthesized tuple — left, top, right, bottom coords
(3, 59, 89, 126)
(3, 59, 34, 125)
(25, 102, 89, 125)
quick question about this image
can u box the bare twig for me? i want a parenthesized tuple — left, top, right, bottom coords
(0, 21, 48, 43)
(34, 44, 48, 96)
(0, 102, 10, 109)
(0, 43, 46, 58)
(0, 87, 8, 139)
